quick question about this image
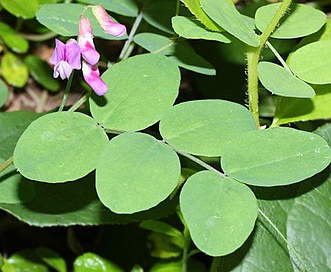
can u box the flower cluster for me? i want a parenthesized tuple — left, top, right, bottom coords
(50, 5, 126, 96)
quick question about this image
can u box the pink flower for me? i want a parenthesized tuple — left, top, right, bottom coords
(50, 39, 81, 80)
(92, 5, 127, 37)
(82, 61, 108, 96)
(78, 16, 100, 65)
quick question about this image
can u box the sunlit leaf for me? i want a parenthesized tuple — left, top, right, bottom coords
(74, 253, 123, 272)
(159, 100, 256, 157)
(221, 127, 331, 186)
(13, 112, 109, 182)
(0, 0, 39, 18)
(96, 132, 181, 214)
(1, 53, 28, 88)
(180, 171, 257, 256)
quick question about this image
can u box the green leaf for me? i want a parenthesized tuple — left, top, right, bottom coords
(287, 171, 331, 271)
(159, 100, 257, 157)
(24, 55, 60, 92)
(0, 80, 9, 108)
(258, 61, 315, 98)
(35, 248, 66, 272)
(171, 16, 230, 43)
(7, 249, 48, 272)
(96, 132, 181, 214)
(13, 112, 109, 183)
(1, 33, 29, 53)
(139, 220, 183, 238)
(90, 53, 180, 131)
(134, 33, 216, 75)
(143, 0, 176, 34)
(255, 3, 326, 39)
(200, 0, 259, 46)
(74, 253, 123, 272)
(0, 0, 39, 18)
(0, 174, 178, 226)
(147, 232, 184, 259)
(221, 127, 331, 186)
(150, 261, 182, 272)
(180, 170, 257, 256)
(219, 186, 296, 271)
(0, 111, 43, 158)
(36, 4, 127, 40)
(1, 52, 28, 88)
(273, 84, 331, 126)
(0, 162, 35, 204)
(288, 40, 331, 84)
(77, 0, 138, 17)
(180, 0, 222, 31)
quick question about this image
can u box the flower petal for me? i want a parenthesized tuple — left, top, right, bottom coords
(82, 61, 108, 96)
(54, 61, 73, 80)
(92, 5, 126, 37)
(78, 16, 100, 65)
(50, 39, 65, 65)
(65, 39, 81, 70)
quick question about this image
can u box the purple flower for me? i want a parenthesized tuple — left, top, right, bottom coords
(92, 5, 127, 37)
(50, 39, 81, 80)
(82, 61, 108, 96)
(78, 16, 100, 66)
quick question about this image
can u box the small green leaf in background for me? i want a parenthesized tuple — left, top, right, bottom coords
(288, 40, 331, 84)
(13, 112, 109, 183)
(0, 0, 39, 18)
(159, 100, 257, 157)
(286, 162, 331, 271)
(171, 16, 231, 43)
(180, 171, 257, 256)
(180, 0, 221, 31)
(7, 249, 48, 272)
(255, 3, 326, 39)
(273, 84, 331, 126)
(147, 232, 184, 259)
(0, 80, 9, 108)
(134, 33, 216, 75)
(140, 220, 183, 238)
(200, 0, 259, 46)
(90, 53, 180, 131)
(0, 22, 29, 53)
(24, 55, 60, 92)
(35, 247, 66, 272)
(36, 4, 127, 40)
(78, 0, 138, 17)
(1, 52, 28, 88)
(74, 252, 123, 272)
(96, 132, 181, 214)
(221, 127, 331, 186)
(258, 61, 315, 98)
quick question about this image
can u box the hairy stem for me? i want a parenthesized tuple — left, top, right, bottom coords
(246, 0, 292, 128)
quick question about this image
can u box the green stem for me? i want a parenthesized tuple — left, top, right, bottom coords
(266, 41, 293, 75)
(0, 157, 14, 174)
(118, 10, 144, 60)
(210, 257, 221, 272)
(68, 93, 89, 112)
(170, 145, 226, 177)
(246, 0, 292, 128)
(19, 31, 57, 42)
(182, 225, 191, 272)
(175, 0, 180, 16)
(58, 72, 74, 112)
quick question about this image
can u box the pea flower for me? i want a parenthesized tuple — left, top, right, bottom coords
(50, 39, 81, 80)
(92, 5, 127, 37)
(78, 16, 108, 96)
(82, 61, 108, 96)
(78, 16, 100, 65)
